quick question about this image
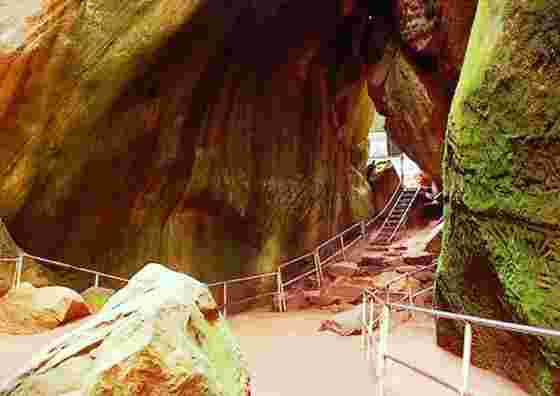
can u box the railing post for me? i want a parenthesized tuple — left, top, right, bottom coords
(368, 296, 375, 361)
(313, 251, 322, 288)
(360, 220, 366, 239)
(460, 323, 473, 396)
(407, 274, 414, 320)
(13, 254, 23, 289)
(340, 236, 347, 261)
(277, 270, 286, 313)
(94, 273, 100, 288)
(377, 304, 390, 396)
(223, 282, 228, 319)
(362, 292, 367, 356)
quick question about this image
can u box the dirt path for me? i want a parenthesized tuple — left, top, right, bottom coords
(0, 309, 529, 396)
(229, 310, 528, 396)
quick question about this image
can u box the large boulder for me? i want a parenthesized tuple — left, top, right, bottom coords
(318, 303, 373, 336)
(366, 0, 478, 184)
(0, 283, 91, 334)
(437, 1, 560, 394)
(0, 263, 252, 396)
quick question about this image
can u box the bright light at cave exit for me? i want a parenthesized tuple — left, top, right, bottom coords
(368, 114, 420, 188)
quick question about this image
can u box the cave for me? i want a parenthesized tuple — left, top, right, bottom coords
(1, 0, 560, 394)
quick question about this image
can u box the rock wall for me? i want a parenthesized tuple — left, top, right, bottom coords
(437, 1, 560, 394)
(0, 0, 374, 286)
(366, 0, 478, 183)
(369, 162, 400, 214)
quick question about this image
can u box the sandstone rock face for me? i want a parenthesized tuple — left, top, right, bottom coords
(0, 263, 251, 396)
(437, 1, 560, 394)
(366, 0, 478, 183)
(0, 220, 53, 295)
(368, 162, 401, 214)
(0, 0, 373, 286)
(395, 0, 439, 56)
(0, 283, 90, 334)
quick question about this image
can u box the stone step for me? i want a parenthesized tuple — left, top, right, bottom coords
(366, 245, 390, 252)
(395, 265, 420, 274)
(325, 261, 359, 278)
(403, 253, 436, 267)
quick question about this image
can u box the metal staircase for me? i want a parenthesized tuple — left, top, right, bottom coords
(372, 187, 420, 245)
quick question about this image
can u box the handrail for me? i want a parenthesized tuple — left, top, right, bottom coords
(365, 280, 560, 396)
(389, 303, 560, 338)
(387, 187, 420, 243)
(371, 189, 404, 241)
(278, 252, 314, 269)
(23, 253, 129, 283)
(207, 272, 277, 287)
(1, 180, 402, 317)
(366, 184, 402, 228)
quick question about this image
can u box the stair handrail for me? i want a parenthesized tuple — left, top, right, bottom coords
(387, 187, 420, 243)
(371, 189, 405, 241)
(0, 181, 405, 316)
(365, 184, 403, 228)
(367, 295, 560, 396)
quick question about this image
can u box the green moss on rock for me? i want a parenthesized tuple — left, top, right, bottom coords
(439, 0, 560, 394)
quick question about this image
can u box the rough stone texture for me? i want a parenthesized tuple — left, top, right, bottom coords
(368, 43, 450, 181)
(318, 303, 373, 335)
(366, 0, 478, 183)
(0, 283, 90, 334)
(437, 1, 560, 395)
(0, 263, 251, 396)
(0, 0, 373, 287)
(325, 261, 359, 278)
(369, 163, 400, 214)
(395, 0, 439, 56)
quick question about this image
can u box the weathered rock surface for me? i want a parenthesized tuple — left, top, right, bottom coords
(318, 303, 372, 336)
(437, 1, 560, 394)
(366, 0, 478, 183)
(368, 162, 400, 213)
(368, 45, 449, 181)
(0, 283, 90, 335)
(0, 0, 374, 287)
(0, 263, 251, 396)
(325, 261, 359, 278)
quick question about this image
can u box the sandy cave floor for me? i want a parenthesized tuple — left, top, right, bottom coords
(230, 309, 528, 396)
(0, 310, 528, 396)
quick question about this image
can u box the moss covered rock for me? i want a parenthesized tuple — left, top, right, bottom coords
(0, 264, 251, 396)
(437, 1, 560, 394)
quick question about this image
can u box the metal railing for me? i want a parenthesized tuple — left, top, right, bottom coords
(363, 284, 560, 396)
(1, 182, 403, 318)
(361, 262, 437, 355)
(372, 187, 420, 244)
